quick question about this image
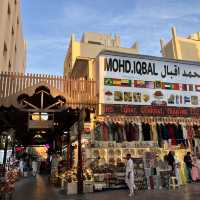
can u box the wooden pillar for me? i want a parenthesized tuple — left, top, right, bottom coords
(77, 108, 85, 194)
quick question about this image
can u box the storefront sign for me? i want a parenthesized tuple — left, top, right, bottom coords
(103, 104, 200, 117)
(28, 120, 54, 129)
(99, 54, 200, 108)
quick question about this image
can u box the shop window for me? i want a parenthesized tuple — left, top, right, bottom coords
(88, 41, 102, 45)
(12, 27, 14, 36)
(8, 3, 11, 16)
(17, 17, 19, 25)
(8, 61, 11, 70)
(3, 42, 7, 57)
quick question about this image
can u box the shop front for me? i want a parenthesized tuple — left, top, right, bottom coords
(49, 51, 200, 194)
(91, 51, 200, 190)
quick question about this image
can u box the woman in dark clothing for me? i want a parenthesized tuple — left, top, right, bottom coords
(167, 151, 175, 173)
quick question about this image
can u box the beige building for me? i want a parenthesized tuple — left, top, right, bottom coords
(64, 32, 139, 79)
(160, 27, 200, 62)
(0, 0, 26, 73)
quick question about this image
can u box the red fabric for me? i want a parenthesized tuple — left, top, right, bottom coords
(102, 123, 109, 141)
(187, 126, 194, 139)
(167, 124, 176, 145)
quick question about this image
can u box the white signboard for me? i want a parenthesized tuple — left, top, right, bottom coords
(99, 55, 200, 107)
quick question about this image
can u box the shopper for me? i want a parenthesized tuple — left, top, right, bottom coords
(184, 152, 193, 183)
(32, 158, 38, 177)
(19, 158, 24, 176)
(125, 154, 135, 197)
(167, 151, 175, 174)
(51, 154, 59, 175)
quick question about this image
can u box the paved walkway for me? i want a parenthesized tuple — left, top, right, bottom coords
(13, 175, 200, 200)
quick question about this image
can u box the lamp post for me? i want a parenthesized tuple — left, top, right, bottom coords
(77, 108, 86, 194)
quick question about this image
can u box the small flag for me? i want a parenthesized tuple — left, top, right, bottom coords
(154, 81, 162, 89)
(104, 78, 113, 86)
(113, 79, 121, 86)
(182, 84, 188, 91)
(134, 80, 145, 88)
(121, 79, 132, 87)
(145, 81, 154, 89)
(172, 83, 180, 90)
(189, 84, 193, 91)
(162, 82, 173, 90)
(195, 85, 200, 92)
(184, 96, 190, 103)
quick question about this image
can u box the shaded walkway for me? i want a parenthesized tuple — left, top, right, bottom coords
(13, 175, 62, 200)
(13, 175, 200, 200)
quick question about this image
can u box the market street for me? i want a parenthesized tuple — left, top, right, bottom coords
(13, 175, 200, 200)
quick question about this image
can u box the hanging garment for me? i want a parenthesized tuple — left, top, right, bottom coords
(192, 157, 200, 181)
(138, 123, 143, 142)
(142, 123, 151, 141)
(173, 124, 180, 144)
(122, 124, 127, 141)
(94, 122, 103, 141)
(151, 123, 158, 142)
(167, 124, 176, 145)
(177, 124, 184, 145)
(129, 122, 135, 141)
(187, 125, 194, 140)
(125, 121, 131, 142)
(193, 125, 200, 138)
(182, 124, 188, 140)
(116, 122, 124, 143)
(133, 123, 140, 141)
(180, 164, 187, 185)
(174, 157, 181, 186)
(102, 122, 109, 141)
(115, 122, 120, 142)
(161, 123, 169, 140)
(156, 123, 162, 147)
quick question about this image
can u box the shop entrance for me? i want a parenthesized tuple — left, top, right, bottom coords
(0, 85, 80, 165)
(0, 82, 96, 195)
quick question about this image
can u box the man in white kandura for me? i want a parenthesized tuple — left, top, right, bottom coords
(125, 154, 135, 197)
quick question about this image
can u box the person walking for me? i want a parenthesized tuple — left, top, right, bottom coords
(19, 158, 24, 176)
(184, 152, 193, 183)
(125, 154, 135, 197)
(32, 158, 38, 177)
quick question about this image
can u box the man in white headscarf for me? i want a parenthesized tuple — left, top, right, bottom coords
(125, 154, 135, 197)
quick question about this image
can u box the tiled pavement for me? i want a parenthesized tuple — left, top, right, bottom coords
(13, 175, 200, 200)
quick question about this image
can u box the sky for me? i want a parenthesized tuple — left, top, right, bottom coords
(21, 0, 200, 75)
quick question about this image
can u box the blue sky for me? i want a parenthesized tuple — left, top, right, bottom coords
(21, 0, 200, 75)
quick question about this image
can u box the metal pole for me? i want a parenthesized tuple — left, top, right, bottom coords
(3, 136, 8, 167)
(66, 133, 70, 170)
